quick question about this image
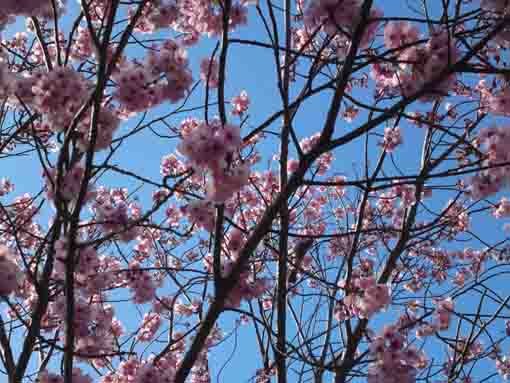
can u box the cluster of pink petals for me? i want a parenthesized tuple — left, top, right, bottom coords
(303, 0, 382, 48)
(299, 134, 333, 175)
(225, 272, 270, 308)
(0, 61, 12, 100)
(132, 1, 179, 33)
(44, 291, 121, 362)
(381, 126, 402, 152)
(69, 26, 94, 61)
(344, 276, 391, 319)
(178, 121, 243, 169)
(415, 297, 455, 338)
(75, 106, 120, 152)
(161, 154, 188, 177)
(231, 90, 250, 115)
(200, 58, 220, 88)
(181, 200, 216, 232)
(482, 0, 510, 46)
(368, 325, 426, 383)
(113, 40, 192, 113)
(1, 0, 65, 18)
(43, 164, 94, 203)
(132, 0, 249, 43)
(101, 355, 180, 383)
(468, 126, 510, 199)
(38, 368, 92, 383)
(52, 240, 113, 294)
(404, 30, 459, 101)
(434, 297, 454, 330)
(384, 21, 420, 50)
(373, 24, 459, 101)
(0, 194, 41, 250)
(0, 178, 14, 197)
(7, 65, 121, 151)
(137, 312, 162, 341)
(30, 66, 90, 130)
(482, 0, 510, 12)
(126, 261, 157, 304)
(497, 355, 510, 380)
(92, 187, 141, 242)
(486, 88, 510, 116)
(206, 162, 250, 202)
(177, 120, 249, 203)
(441, 201, 470, 235)
(494, 197, 510, 218)
(0, 246, 22, 296)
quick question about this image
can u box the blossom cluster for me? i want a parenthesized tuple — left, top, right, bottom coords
(303, 0, 382, 48)
(99, 354, 181, 383)
(91, 187, 141, 242)
(177, 120, 249, 204)
(225, 272, 270, 308)
(0, 246, 22, 296)
(373, 24, 459, 101)
(131, 0, 250, 43)
(113, 40, 192, 113)
(415, 297, 455, 338)
(30, 66, 89, 129)
(381, 126, 402, 152)
(6, 65, 121, 151)
(465, 126, 510, 199)
(344, 276, 391, 319)
(368, 325, 426, 383)
(126, 261, 157, 304)
(231, 90, 250, 116)
(38, 368, 92, 383)
(43, 164, 94, 203)
(0, 0, 65, 19)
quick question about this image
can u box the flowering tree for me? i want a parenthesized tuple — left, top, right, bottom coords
(2, 0, 510, 382)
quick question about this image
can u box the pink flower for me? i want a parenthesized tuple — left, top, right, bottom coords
(231, 90, 250, 116)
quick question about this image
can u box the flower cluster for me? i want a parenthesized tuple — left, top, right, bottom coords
(304, 0, 382, 48)
(1, 0, 65, 18)
(486, 88, 510, 116)
(126, 261, 157, 304)
(0, 178, 14, 197)
(381, 126, 402, 152)
(344, 276, 391, 319)
(231, 90, 250, 116)
(92, 187, 141, 242)
(494, 197, 510, 218)
(43, 164, 94, 203)
(434, 297, 454, 330)
(384, 21, 420, 51)
(103, 354, 180, 383)
(225, 272, 270, 308)
(45, 293, 120, 363)
(0, 246, 22, 296)
(75, 106, 120, 152)
(374, 25, 459, 101)
(466, 126, 510, 199)
(137, 312, 162, 341)
(497, 355, 510, 380)
(131, 0, 250, 42)
(38, 368, 92, 383)
(177, 121, 249, 203)
(113, 40, 192, 113)
(368, 325, 426, 383)
(31, 66, 89, 130)
(200, 58, 219, 88)
(181, 200, 216, 232)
